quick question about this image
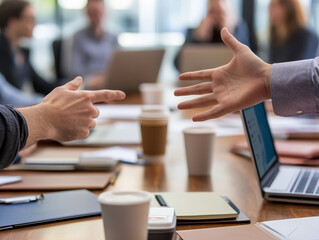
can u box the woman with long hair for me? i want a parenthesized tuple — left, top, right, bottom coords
(269, 0, 319, 63)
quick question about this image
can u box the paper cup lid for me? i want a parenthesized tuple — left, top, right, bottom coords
(183, 127, 215, 135)
(139, 83, 163, 91)
(139, 105, 169, 120)
(98, 191, 152, 206)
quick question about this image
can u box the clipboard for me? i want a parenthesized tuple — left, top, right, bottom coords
(0, 190, 101, 231)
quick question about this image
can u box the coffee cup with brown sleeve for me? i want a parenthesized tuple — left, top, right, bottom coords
(139, 105, 169, 164)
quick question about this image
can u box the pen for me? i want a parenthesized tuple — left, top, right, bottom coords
(109, 168, 121, 185)
(155, 194, 168, 207)
(0, 193, 44, 204)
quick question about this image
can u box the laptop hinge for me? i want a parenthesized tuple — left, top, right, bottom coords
(261, 162, 280, 188)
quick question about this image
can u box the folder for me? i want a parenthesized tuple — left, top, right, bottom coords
(177, 224, 279, 240)
(178, 216, 319, 239)
(0, 171, 115, 190)
(0, 189, 101, 231)
(231, 140, 319, 165)
(151, 192, 239, 221)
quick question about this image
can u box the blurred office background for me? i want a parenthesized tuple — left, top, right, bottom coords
(1, 0, 318, 83)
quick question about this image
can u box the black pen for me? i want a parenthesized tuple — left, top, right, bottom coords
(155, 194, 168, 207)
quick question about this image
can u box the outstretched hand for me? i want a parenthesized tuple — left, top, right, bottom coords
(20, 77, 126, 146)
(174, 28, 272, 121)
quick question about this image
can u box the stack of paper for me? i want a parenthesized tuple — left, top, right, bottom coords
(0, 176, 22, 186)
(261, 217, 319, 240)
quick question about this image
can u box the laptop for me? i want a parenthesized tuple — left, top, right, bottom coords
(179, 44, 233, 73)
(105, 49, 165, 93)
(241, 102, 319, 204)
(62, 122, 141, 146)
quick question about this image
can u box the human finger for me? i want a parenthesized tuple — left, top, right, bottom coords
(88, 90, 126, 103)
(179, 69, 214, 81)
(88, 119, 96, 129)
(92, 107, 100, 118)
(63, 77, 83, 91)
(192, 105, 226, 121)
(174, 82, 212, 96)
(221, 27, 243, 54)
(178, 94, 218, 110)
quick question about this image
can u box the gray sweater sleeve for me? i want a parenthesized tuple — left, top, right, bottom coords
(271, 58, 319, 116)
(0, 105, 28, 169)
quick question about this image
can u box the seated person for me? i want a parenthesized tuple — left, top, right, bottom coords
(0, 73, 42, 107)
(71, 0, 119, 87)
(269, 0, 319, 63)
(0, 0, 60, 95)
(174, 0, 250, 71)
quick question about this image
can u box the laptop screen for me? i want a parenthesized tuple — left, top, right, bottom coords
(241, 103, 277, 179)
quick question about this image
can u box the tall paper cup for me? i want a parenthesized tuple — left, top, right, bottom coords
(139, 83, 164, 105)
(139, 105, 169, 164)
(183, 127, 215, 176)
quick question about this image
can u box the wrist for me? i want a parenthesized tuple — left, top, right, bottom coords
(18, 104, 55, 144)
(36, 102, 57, 141)
(262, 63, 272, 100)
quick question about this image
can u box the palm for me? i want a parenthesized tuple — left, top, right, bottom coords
(175, 28, 271, 121)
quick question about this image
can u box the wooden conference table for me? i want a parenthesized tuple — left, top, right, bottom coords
(1, 93, 319, 240)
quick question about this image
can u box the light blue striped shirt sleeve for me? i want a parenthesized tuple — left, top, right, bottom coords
(270, 57, 319, 116)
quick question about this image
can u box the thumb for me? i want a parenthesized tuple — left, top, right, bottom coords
(63, 77, 82, 91)
(221, 27, 242, 54)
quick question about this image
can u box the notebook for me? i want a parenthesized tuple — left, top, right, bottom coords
(151, 192, 238, 221)
(0, 189, 101, 231)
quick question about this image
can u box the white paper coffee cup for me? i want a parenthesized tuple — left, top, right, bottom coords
(139, 83, 164, 105)
(183, 127, 216, 176)
(98, 191, 152, 240)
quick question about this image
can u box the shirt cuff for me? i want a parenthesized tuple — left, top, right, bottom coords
(271, 59, 317, 116)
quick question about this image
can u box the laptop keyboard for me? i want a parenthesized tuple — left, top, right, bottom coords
(290, 170, 319, 195)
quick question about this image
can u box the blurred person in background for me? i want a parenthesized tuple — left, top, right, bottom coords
(268, 0, 319, 63)
(71, 0, 119, 89)
(0, 0, 60, 96)
(0, 73, 42, 107)
(174, 0, 250, 71)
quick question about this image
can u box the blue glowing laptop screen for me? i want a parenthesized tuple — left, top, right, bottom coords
(242, 103, 277, 179)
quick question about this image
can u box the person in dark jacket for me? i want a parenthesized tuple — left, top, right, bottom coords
(268, 0, 319, 63)
(0, 0, 59, 95)
(174, 0, 250, 71)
